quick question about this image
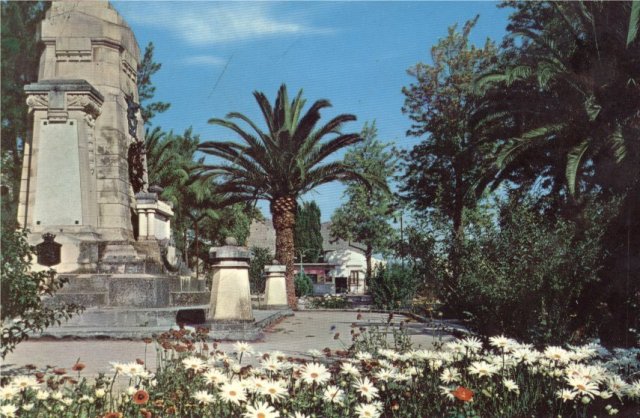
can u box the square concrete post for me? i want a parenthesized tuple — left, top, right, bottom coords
(207, 237, 254, 322)
(264, 263, 289, 309)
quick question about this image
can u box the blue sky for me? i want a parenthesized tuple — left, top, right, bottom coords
(113, 1, 511, 221)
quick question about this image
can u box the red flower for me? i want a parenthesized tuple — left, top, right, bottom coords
(453, 386, 474, 402)
(133, 389, 150, 405)
(72, 362, 86, 371)
(103, 413, 123, 418)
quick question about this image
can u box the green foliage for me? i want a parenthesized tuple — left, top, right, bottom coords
(294, 201, 323, 263)
(401, 16, 498, 240)
(294, 273, 314, 297)
(437, 198, 614, 345)
(476, 1, 640, 199)
(331, 121, 397, 278)
(248, 247, 273, 294)
(137, 42, 170, 124)
(0, 227, 83, 358)
(1, 1, 49, 222)
(350, 313, 413, 354)
(369, 264, 417, 310)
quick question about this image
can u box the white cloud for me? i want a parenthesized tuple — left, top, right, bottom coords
(124, 3, 334, 45)
(183, 55, 227, 66)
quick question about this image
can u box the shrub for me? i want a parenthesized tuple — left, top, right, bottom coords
(439, 199, 612, 345)
(369, 263, 416, 310)
(294, 273, 313, 297)
(248, 246, 272, 294)
(0, 227, 84, 358)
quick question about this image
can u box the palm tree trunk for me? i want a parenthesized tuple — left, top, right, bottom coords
(271, 196, 297, 309)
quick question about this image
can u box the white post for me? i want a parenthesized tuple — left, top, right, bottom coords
(138, 210, 148, 238)
(146, 209, 155, 239)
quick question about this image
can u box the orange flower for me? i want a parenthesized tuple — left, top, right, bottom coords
(72, 362, 86, 372)
(453, 386, 474, 402)
(136, 358, 145, 365)
(133, 389, 150, 405)
(103, 413, 123, 418)
(53, 368, 66, 375)
(140, 409, 152, 418)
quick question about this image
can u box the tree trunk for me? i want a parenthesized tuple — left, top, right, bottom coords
(365, 244, 373, 281)
(271, 196, 298, 309)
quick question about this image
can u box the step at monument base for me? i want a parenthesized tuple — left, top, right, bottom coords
(50, 274, 209, 308)
(37, 308, 294, 340)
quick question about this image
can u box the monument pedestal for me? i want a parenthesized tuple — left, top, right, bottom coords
(264, 264, 289, 310)
(207, 238, 255, 323)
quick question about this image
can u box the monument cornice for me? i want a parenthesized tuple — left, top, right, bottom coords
(25, 79, 104, 122)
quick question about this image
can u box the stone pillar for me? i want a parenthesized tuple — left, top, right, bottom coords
(207, 237, 254, 322)
(264, 262, 289, 309)
(146, 209, 156, 239)
(138, 210, 148, 238)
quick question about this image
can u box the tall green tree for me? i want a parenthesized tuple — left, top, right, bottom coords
(196, 84, 368, 308)
(294, 201, 323, 263)
(137, 42, 170, 125)
(331, 122, 397, 279)
(1, 1, 49, 224)
(401, 17, 498, 286)
(401, 17, 498, 243)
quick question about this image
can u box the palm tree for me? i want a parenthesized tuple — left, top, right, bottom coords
(474, 1, 640, 198)
(196, 84, 368, 308)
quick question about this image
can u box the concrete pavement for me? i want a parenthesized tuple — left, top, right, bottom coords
(1, 311, 452, 377)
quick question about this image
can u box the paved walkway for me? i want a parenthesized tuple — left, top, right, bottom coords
(1, 311, 452, 377)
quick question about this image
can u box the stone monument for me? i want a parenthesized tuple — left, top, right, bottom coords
(264, 261, 289, 309)
(14, 1, 208, 334)
(207, 237, 255, 322)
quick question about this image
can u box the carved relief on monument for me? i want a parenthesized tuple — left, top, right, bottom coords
(121, 49, 138, 83)
(67, 93, 102, 121)
(26, 94, 48, 111)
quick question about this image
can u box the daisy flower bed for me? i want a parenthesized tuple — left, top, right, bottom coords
(1, 325, 639, 417)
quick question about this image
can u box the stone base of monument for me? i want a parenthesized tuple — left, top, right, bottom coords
(36, 307, 293, 340)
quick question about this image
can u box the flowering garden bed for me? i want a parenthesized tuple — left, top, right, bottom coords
(1, 320, 639, 417)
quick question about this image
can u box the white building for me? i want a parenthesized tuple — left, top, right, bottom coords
(246, 220, 384, 294)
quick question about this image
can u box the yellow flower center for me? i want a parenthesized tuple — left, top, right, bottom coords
(229, 391, 236, 397)
(577, 384, 586, 391)
(269, 388, 277, 394)
(258, 414, 266, 418)
(311, 373, 318, 379)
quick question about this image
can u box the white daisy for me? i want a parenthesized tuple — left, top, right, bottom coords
(10, 376, 40, 391)
(440, 368, 460, 384)
(0, 404, 18, 418)
(193, 390, 215, 404)
(0, 386, 19, 401)
(219, 381, 247, 405)
(354, 403, 381, 418)
(503, 378, 520, 394)
(468, 361, 499, 378)
(203, 369, 228, 386)
(322, 385, 344, 405)
(341, 362, 361, 377)
(353, 376, 379, 401)
(261, 380, 288, 402)
(243, 401, 279, 418)
(182, 356, 207, 373)
(301, 362, 330, 386)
